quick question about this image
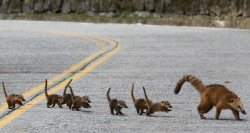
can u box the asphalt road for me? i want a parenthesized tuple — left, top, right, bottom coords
(0, 20, 250, 133)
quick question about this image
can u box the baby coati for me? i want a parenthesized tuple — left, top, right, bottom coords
(131, 83, 153, 115)
(69, 85, 91, 111)
(44, 79, 62, 108)
(143, 87, 172, 116)
(107, 88, 128, 115)
(174, 75, 246, 120)
(60, 79, 91, 109)
(60, 79, 73, 108)
(2, 82, 26, 109)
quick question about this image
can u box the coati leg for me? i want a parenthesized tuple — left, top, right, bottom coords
(118, 111, 123, 115)
(47, 101, 52, 108)
(140, 108, 144, 115)
(52, 101, 56, 107)
(56, 101, 62, 108)
(16, 100, 24, 106)
(136, 108, 139, 114)
(231, 109, 241, 120)
(110, 107, 114, 115)
(215, 106, 222, 120)
(197, 95, 213, 119)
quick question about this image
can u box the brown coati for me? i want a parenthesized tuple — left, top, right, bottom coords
(60, 79, 73, 108)
(44, 79, 62, 108)
(107, 88, 128, 115)
(2, 82, 26, 109)
(131, 83, 153, 115)
(143, 87, 172, 116)
(69, 85, 91, 111)
(174, 75, 246, 120)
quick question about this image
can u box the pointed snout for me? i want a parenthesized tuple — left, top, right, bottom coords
(124, 105, 128, 108)
(241, 110, 247, 115)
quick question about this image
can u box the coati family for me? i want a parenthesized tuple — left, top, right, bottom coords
(174, 75, 246, 120)
(1, 75, 246, 120)
(107, 88, 128, 115)
(2, 82, 26, 109)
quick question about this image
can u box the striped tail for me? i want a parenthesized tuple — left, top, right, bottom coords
(2, 82, 8, 98)
(107, 88, 111, 102)
(63, 79, 73, 96)
(68, 85, 75, 102)
(174, 75, 206, 94)
(44, 79, 49, 99)
(131, 83, 136, 104)
(142, 87, 150, 105)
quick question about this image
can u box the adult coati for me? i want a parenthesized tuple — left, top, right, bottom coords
(107, 88, 128, 115)
(174, 75, 246, 120)
(143, 87, 172, 116)
(69, 85, 91, 111)
(2, 82, 26, 109)
(131, 83, 153, 115)
(61, 79, 91, 109)
(44, 79, 62, 108)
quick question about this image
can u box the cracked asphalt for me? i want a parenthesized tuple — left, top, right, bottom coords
(0, 20, 250, 133)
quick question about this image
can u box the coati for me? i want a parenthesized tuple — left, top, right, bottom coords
(44, 79, 62, 108)
(60, 79, 91, 109)
(143, 87, 172, 116)
(131, 83, 153, 115)
(69, 85, 91, 111)
(60, 79, 73, 108)
(2, 82, 26, 109)
(107, 88, 128, 115)
(174, 75, 246, 120)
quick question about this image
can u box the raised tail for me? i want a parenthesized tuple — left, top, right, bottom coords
(2, 82, 8, 98)
(174, 75, 206, 94)
(131, 83, 136, 104)
(44, 79, 49, 99)
(107, 88, 111, 102)
(68, 85, 75, 102)
(142, 87, 150, 105)
(63, 79, 73, 96)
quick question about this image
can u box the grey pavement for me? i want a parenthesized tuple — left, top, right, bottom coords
(0, 20, 250, 132)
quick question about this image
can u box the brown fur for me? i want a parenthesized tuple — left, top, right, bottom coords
(44, 79, 62, 108)
(131, 83, 153, 115)
(143, 87, 172, 116)
(69, 86, 91, 111)
(174, 75, 246, 120)
(107, 88, 128, 115)
(2, 82, 26, 109)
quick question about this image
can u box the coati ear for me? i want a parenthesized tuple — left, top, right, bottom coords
(228, 98, 235, 103)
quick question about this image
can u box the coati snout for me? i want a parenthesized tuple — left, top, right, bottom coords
(228, 97, 246, 114)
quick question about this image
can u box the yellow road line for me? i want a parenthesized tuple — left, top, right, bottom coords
(0, 36, 120, 128)
(0, 31, 108, 112)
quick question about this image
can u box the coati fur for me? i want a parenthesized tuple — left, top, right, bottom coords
(69, 85, 91, 111)
(174, 75, 246, 120)
(143, 87, 172, 116)
(44, 79, 62, 108)
(131, 83, 153, 115)
(2, 82, 26, 109)
(60, 79, 73, 108)
(107, 88, 128, 115)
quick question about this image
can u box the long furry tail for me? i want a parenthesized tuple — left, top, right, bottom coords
(107, 88, 111, 102)
(142, 87, 150, 104)
(2, 82, 8, 98)
(131, 83, 136, 104)
(63, 79, 73, 96)
(68, 85, 75, 102)
(44, 79, 49, 99)
(174, 75, 206, 94)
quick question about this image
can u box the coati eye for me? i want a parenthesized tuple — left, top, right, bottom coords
(237, 106, 241, 109)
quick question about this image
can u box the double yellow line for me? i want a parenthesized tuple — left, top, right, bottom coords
(0, 29, 121, 128)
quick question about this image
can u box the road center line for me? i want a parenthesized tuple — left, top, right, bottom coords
(0, 33, 121, 128)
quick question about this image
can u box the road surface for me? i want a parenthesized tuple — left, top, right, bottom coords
(0, 20, 250, 132)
